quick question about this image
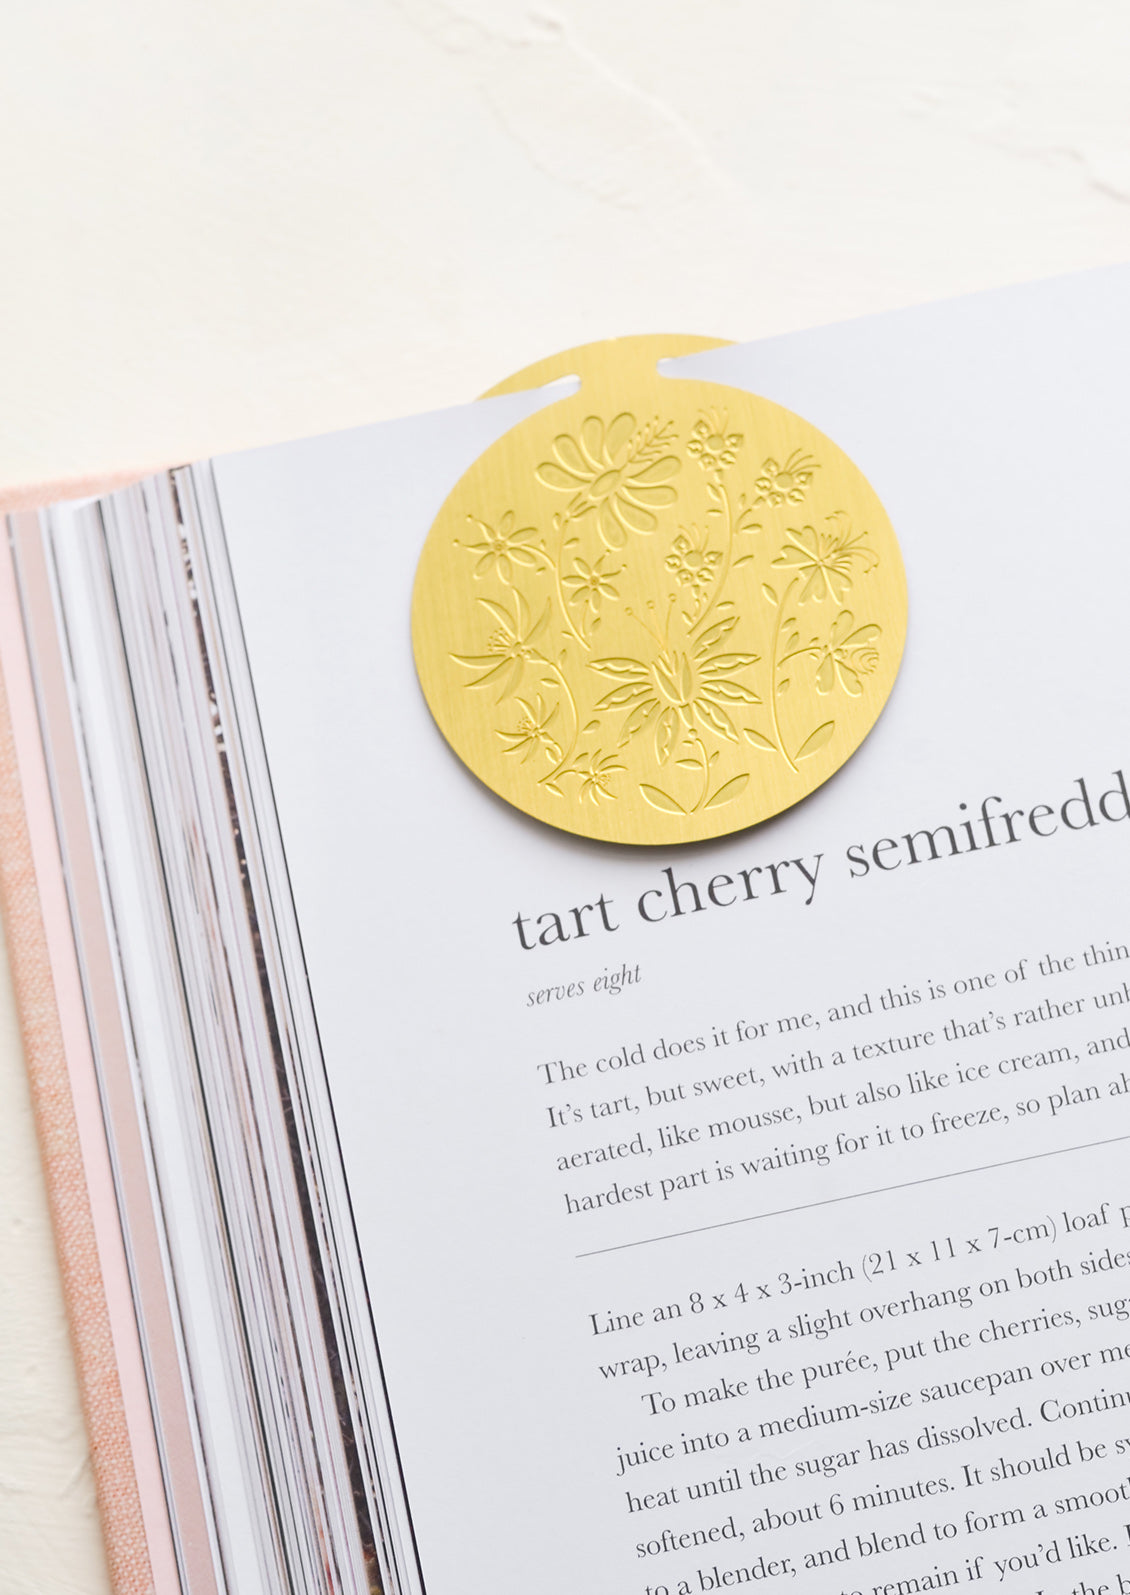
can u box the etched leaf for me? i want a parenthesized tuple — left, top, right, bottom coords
(450, 655, 521, 697)
(619, 700, 657, 746)
(590, 657, 649, 679)
(762, 584, 778, 606)
(703, 681, 760, 705)
(777, 678, 790, 695)
(528, 599, 551, 642)
(594, 681, 653, 710)
(451, 652, 503, 669)
(640, 784, 686, 815)
(476, 597, 514, 630)
(796, 721, 836, 760)
(743, 728, 777, 752)
(706, 773, 750, 809)
(655, 707, 678, 764)
(694, 615, 739, 653)
(696, 699, 738, 742)
(701, 652, 759, 675)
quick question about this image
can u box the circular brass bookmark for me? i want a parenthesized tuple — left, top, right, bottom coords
(411, 335, 907, 846)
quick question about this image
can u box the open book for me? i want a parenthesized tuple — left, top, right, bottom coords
(5, 268, 1130, 1595)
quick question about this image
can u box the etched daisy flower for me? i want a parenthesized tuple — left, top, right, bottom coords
(536, 414, 680, 549)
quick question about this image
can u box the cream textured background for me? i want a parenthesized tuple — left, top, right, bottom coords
(1, 1, 1129, 1588)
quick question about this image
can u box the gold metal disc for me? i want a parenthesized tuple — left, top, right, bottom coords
(412, 335, 907, 845)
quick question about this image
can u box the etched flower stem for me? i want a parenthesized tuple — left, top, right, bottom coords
(777, 645, 820, 669)
(687, 479, 733, 641)
(688, 731, 711, 812)
(770, 579, 801, 775)
(534, 653, 582, 786)
(533, 522, 590, 653)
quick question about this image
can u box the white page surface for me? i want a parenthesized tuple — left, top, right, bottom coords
(216, 270, 1130, 1595)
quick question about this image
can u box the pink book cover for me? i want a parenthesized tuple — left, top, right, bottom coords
(0, 483, 177, 1594)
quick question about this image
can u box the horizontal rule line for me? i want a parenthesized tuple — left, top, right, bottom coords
(574, 1132, 1130, 1259)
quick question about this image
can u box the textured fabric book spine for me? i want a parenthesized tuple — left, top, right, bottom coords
(0, 661, 155, 1594)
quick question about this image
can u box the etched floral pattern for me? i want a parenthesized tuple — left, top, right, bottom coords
(444, 401, 890, 820)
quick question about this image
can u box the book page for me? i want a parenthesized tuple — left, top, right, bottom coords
(216, 269, 1130, 1595)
